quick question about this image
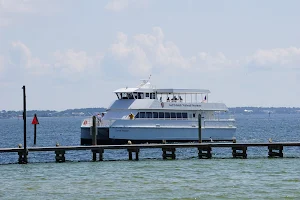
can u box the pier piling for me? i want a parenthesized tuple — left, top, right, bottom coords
(92, 149, 104, 161)
(232, 146, 247, 159)
(127, 148, 139, 160)
(91, 116, 97, 145)
(162, 148, 176, 159)
(198, 146, 212, 159)
(268, 145, 283, 158)
(55, 150, 65, 162)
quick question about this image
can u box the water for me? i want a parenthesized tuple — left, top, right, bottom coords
(1, 114, 300, 199)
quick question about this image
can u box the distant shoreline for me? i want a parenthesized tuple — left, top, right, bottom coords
(1, 107, 300, 119)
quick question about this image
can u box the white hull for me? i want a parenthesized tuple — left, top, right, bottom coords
(109, 127, 235, 141)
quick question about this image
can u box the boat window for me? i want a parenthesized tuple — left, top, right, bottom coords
(116, 93, 120, 99)
(122, 93, 128, 99)
(140, 93, 144, 99)
(146, 93, 149, 97)
(150, 93, 153, 99)
(135, 112, 140, 118)
(193, 113, 196, 118)
(128, 93, 134, 99)
(171, 112, 176, 119)
(153, 93, 156, 99)
(133, 92, 137, 99)
(146, 112, 152, 118)
(188, 113, 193, 119)
(153, 112, 158, 118)
(182, 113, 188, 119)
(165, 112, 170, 119)
(176, 113, 182, 118)
(140, 112, 145, 118)
(159, 112, 164, 118)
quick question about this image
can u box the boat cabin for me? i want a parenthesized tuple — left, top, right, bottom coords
(114, 88, 210, 103)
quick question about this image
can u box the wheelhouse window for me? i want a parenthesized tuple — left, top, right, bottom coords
(171, 112, 176, 119)
(146, 93, 150, 97)
(165, 112, 170, 119)
(159, 112, 164, 118)
(153, 112, 158, 118)
(182, 113, 188, 119)
(176, 113, 182, 119)
(140, 112, 145, 118)
(135, 113, 140, 118)
(146, 112, 152, 118)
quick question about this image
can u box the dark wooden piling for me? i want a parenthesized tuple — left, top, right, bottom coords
(198, 113, 202, 143)
(232, 146, 247, 159)
(92, 148, 104, 161)
(55, 143, 65, 162)
(198, 146, 212, 159)
(127, 148, 140, 161)
(127, 141, 139, 160)
(162, 148, 176, 159)
(22, 85, 28, 164)
(55, 150, 66, 162)
(268, 145, 283, 158)
(18, 144, 28, 164)
(92, 116, 97, 145)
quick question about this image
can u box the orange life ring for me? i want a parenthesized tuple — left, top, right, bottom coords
(83, 120, 87, 125)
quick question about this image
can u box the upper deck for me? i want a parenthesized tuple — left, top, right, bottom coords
(113, 80, 210, 104)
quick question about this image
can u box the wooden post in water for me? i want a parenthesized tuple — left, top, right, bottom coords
(21, 85, 28, 164)
(91, 116, 97, 160)
(198, 113, 202, 143)
(92, 116, 97, 145)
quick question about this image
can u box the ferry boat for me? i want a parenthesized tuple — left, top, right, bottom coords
(81, 79, 236, 145)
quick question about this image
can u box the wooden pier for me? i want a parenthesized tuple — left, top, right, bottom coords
(1, 142, 300, 164)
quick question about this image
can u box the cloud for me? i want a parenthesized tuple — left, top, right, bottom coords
(0, 0, 59, 27)
(9, 41, 49, 75)
(3, 41, 104, 84)
(53, 49, 104, 74)
(0, 55, 4, 73)
(197, 52, 239, 71)
(105, 0, 149, 12)
(246, 47, 300, 70)
(110, 27, 196, 76)
(110, 32, 151, 76)
(105, 0, 129, 12)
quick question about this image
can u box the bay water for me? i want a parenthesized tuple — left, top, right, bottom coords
(1, 114, 300, 199)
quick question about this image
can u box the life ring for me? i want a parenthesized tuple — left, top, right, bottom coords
(83, 120, 87, 125)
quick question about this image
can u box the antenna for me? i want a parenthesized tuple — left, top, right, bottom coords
(148, 74, 151, 81)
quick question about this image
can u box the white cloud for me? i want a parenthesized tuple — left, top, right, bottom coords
(197, 52, 239, 70)
(0, 0, 59, 27)
(0, 0, 57, 14)
(9, 41, 49, 74)
(110, 32, 151, 76)
(247, 47, 300, 69)
(53, 49, 104, 73)
(110, 27, 196, 76)
(0, 0, 35, 13)
(105, 0, 149, 12)
(0, 55, 4, 73)
(110, 32, 131, 58)
(5, 41, 104, 81)
(105, 0, 129, 12)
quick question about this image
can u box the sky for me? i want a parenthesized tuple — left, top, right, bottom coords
(0, 0, 300, 111)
